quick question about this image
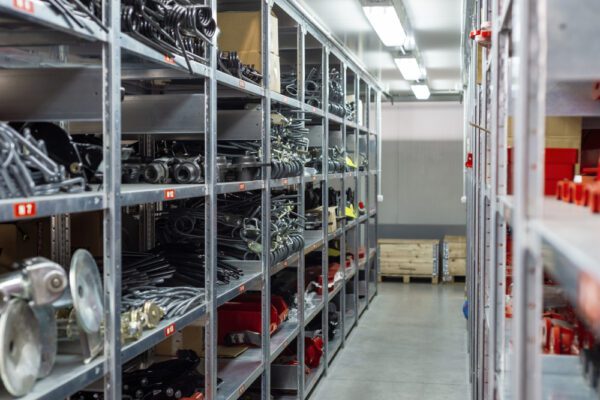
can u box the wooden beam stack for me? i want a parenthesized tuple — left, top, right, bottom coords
(378, 239, 439, 284)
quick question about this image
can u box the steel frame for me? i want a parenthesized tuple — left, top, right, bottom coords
(466, 0, 600, 399)
(0, 0, 382, 398)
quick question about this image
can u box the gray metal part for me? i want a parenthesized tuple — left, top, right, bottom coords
(32, 306, 58, 378)
(217, 109, 263, 140)
(0, 299, 41, 396)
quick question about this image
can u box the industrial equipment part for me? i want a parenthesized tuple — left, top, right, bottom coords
(0, 299, 42, 396)
(0, 256, 68, 313)
(55, 249, 104, 363)
(0, 122, 86, 199)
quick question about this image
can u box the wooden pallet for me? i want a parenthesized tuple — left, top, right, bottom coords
(379, 273, 439, 285)
(443, 275, 466, 283)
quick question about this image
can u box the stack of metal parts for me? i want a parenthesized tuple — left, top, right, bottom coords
(122, 142, 204, 184)
(271, 113, 308, 179)
(0, 250, 106, 396)
(328, 69, 345, 118)
(218, 51, 263, 84)
(0, 122, 86, 198)
(345, 101, 356, 122)
(121, 0, 217, 71)
(280, 67, 346, 118)
(216, 140, 262, 182)
(328, 146, 347, 173)
(270, 191, 304, 264)
(41, 0, 107, 34)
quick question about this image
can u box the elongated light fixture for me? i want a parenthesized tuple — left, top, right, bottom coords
(362, 6, 406, 47)
(411, 84, 431, 100)
(394, 57, 422, 81)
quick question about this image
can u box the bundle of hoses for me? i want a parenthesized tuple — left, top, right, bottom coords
(271, 112, 309, 179)
(121, 0, 217, 72)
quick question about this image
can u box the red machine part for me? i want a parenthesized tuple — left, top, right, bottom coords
(465, 152, 473, 169)
(549, 320, 575, 355)
(317, 263, 342, 295)
(217, 295, 289, 345)
(305, 336, 324, 369)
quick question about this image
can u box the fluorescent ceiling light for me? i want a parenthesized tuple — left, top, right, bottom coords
(394, 57, 422, 81)
(362, 6, 406, 47)
(411, 84, 431, 100)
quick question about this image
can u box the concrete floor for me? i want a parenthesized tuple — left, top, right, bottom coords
(310, 281, 469, 400)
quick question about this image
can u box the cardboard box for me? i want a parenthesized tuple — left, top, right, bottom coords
(155, 322, 204, 357)
(508, 117, 582, 149)
(217, 11, 279, 55)
(234, 50, 280, 93)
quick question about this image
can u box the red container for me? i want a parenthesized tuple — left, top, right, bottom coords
(218, 302, 278, 345)
(546, 164, 574, 180)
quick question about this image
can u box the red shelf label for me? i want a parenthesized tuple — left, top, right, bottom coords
(283, 97, 289, 104)
(164, 55, 176, 65)
(239, 284, 246, 293)
(239, 183, 246, 191)
(312, 107, 317, 113)
(164, 189, 176, 200)
(164, 323, 176, 337)
(12, 0, 34, 13)
(13, 202, 36, 218)
(239, 80, 246, 89)
(282, 178, 288, 185)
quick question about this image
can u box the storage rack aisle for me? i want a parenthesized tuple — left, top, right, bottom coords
(0, 0, 382, 399)
(466, 0, 600, 399)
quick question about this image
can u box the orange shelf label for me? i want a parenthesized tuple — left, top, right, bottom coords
(164, 189, 176, 200)
(13, 202, 36, 218)
(164, 323, 176, 337)
(13, 0, 34, 13)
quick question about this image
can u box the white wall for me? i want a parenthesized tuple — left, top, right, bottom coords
(379, 102, 466, 238)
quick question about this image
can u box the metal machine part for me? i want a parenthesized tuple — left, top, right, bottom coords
(0, 257, 68, 313)
(0, 299, 42, 396)
(32, 306, 58, 378)
(54, 249, 104, 363)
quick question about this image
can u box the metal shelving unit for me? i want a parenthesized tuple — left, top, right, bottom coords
(466, 0, 600, 399)
(0, 0, 381, 398)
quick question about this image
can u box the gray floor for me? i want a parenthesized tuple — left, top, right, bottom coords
(310, 282, 469, 400)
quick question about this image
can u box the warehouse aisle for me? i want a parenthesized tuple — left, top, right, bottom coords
(311, 282, 468, 400)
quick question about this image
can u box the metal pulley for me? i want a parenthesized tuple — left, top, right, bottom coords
(0, 299, 42, 396)
(55, 249, 104, 363)
(0, 257, 68, 395)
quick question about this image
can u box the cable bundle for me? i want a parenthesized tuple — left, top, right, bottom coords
(271, 113, 309, 179)
(218, 51, 263, 84)
(121, 0, 217, 72)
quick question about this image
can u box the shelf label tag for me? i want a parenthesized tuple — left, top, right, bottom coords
(312, 106, 317, 113)
(239, 80, 246, 89)
(239, 183, 246, 191)
(282, 178, 288, 185)
(164, 55, 176, 65)
(13, 0, 34, 13)
(283, 260, 288, 267)
(239, 284, 245, 293)
(164, 323, 176, 337)
(13, 202, 36, 218)
(239, 385, 246, 395)
(312, 176, 317, 182)
(283, 97, 289, 104)
(164, 189, 176, 200)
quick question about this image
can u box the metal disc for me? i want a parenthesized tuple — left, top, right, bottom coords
(69, 249, 103, 334)
(0, 299, 41, 396)
(32, 306, 57, 378)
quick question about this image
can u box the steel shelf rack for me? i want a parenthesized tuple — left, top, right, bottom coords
(0, 0, 381, 398)
(465, 0, 600, 399)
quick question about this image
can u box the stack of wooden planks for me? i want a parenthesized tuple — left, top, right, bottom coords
(378, 239, 439, 284)
(442, 235, 466, 282)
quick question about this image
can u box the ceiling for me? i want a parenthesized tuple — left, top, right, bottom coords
(299, 0, 463, 99)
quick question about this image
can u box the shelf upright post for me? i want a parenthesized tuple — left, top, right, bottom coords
(351, 75, 359, 327)
(321, 45, 330, 376)
(297, 21, 307, 400)
(261, 1, 273, 399)
(339, 62, 347, 348)
(487, 0, 501, 396)
(372, 90, 381, 295)
(494, 14, 511, 396)
(102, 0, 123, 395)
(511, 0, 545, 399)
(204, 0, 218, 398)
